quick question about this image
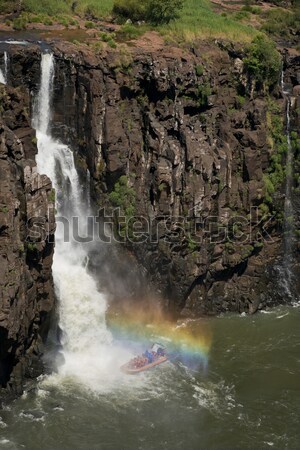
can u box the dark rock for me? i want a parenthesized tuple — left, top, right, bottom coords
(0, 85, 55, 396)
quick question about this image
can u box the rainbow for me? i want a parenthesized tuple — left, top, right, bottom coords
(107, 306, 212, 370)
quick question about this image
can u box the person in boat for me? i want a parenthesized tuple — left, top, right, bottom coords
(157, 347, 165, 357)
(145, 349, 153, 364)
(133, 355, 148, 369)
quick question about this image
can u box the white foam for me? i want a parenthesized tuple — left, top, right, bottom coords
(0, 51, 8, 84)
(0, 417, 7, 428)
(4, 40, 28, 45)
(276, 312, 289, 319)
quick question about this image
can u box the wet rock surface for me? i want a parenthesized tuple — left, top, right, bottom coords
(0, 85, 55, 396)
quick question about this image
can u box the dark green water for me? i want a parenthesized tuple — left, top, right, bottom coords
(1, 305, 299, 450)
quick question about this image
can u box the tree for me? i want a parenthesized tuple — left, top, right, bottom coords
(146, 0, 184, 24)
(112, 0, 184, 25)
(244, 35, 281, 91)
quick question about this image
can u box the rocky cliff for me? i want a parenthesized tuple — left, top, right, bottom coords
(0, 85, 55, 396)
(5, 38, 300, 317)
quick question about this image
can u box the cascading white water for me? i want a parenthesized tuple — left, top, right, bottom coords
(280, 70, 295, 298)
(4, 52, 8, 83)
(0, 51, 8, 84)
(86, 168, 91, 213)
(0, 69, 5, 84)
(34, 53, 129, 390)
(281, 73, 294, 254)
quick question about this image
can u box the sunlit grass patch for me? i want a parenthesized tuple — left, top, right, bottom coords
(159, 0, 257, 43)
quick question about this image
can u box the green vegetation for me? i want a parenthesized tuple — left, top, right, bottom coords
(48, 189, 56, 203)
(291, 132, 300, 194)
(116, 23, 145, 41)
(195, 64, 204, 77)
(109, 175, 137, 239)
(8, 12, 79, 29)
(196, 83, 211, 107)
(112, 0, 184, 25)
(241, 244, 254, 260)
(109, 175, 136, 219)
(263, 99, 288, 206)
(18, 244, 25, 256)
(84, 20, 94, 29)
(244, 35, 281, 91)
(98, 31, 117, 49)
(0, 0, 258, 42)
(236, 95, 246, 109)
(26, 242, 38, 252)
(254, 241, 264, 250)
(261, 5, 300, 39)
(0, 0, 113, 17)
(159, 0, 257, 42)
(187, 236, 198, 252)
(2, 0, 296, 47)
(111, 45, 134, 72)
(13, 17, 28, 30)
(0, 0, 17, 13)
(158, 182, 168, 192)
(234, 10, 251, 22)
(242, 4, 261, 15)
(19, 0, 72, 15)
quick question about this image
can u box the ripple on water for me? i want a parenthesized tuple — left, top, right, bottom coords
(0, 416, 7, 428)
(19, 411, 46, 424)
(0, 438, 20, 450)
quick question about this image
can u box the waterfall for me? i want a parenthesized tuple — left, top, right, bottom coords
(86, 168, 91, 213)
(281, 73, 294, 247)
(280, 70, 295, 298)
(0, 51, 8, 84)
(34, 53, 121, 389)
(4, 52, 8, 83)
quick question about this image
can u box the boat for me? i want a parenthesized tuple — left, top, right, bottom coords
(120, 343, 167, 374)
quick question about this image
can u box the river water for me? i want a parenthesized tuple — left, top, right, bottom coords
(0, 304, 300, 450)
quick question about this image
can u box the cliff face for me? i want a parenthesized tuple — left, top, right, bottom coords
(6, 40, 300, 316)
(0, 86, 55, 396)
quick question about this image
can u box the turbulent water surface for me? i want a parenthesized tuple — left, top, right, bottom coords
(0, 305, 300, 450)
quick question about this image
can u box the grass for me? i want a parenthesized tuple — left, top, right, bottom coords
(0, 0, 259, 43)
(158, 0, 257, 43)
(260, 6, 300, 39)
(0, 0, 113, 16)
(21, 0, 72, 15)
(22, 0, 114, 17)
(72, 0, 114, 17)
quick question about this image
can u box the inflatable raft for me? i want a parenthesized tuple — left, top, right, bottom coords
(121, 355, 168, 374)
(121, 343, 167, 374)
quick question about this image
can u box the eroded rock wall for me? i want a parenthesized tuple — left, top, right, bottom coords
(47, 42, 284, 315)
(6, 41, 300, 316)
(0, 86, 55, 395)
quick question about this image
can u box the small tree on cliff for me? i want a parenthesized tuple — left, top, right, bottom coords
(244, 35, 281, 92)
(112, 0, 184, 25)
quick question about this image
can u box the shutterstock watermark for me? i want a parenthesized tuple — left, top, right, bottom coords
(26, 206, 274, 246)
